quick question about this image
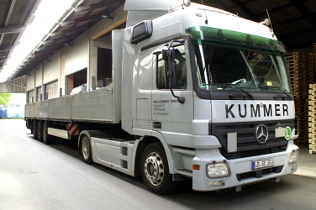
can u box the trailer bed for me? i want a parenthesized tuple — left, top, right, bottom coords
(25, 87, 120, 124)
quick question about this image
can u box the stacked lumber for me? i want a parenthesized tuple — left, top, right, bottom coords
(315, 43, 316, 70)
(309, 84, 316, 154)
(314, 44, 316, 80)
(309, 44, 316, 153)
(285, 52, 315, 145)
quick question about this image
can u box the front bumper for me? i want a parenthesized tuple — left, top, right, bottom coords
(191, 141, 298, 191)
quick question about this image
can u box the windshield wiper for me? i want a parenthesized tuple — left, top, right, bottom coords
(262, 86, 292, 100)
(225, 83, 254, 99)
(210, 83, 254, 99)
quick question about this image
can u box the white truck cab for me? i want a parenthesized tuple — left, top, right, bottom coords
(121, 0, 298, 192)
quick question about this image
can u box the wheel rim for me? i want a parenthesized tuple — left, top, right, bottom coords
(144, 152, 164, 186)
(82, 137, 90, 160)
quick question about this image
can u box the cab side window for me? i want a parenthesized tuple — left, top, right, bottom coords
(156, 45, 187, 90)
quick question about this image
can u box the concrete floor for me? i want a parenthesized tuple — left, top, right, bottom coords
(1, 119, 316, 210)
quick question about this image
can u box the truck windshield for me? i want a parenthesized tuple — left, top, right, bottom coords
(193, 42, 291, 93)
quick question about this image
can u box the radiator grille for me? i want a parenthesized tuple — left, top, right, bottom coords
(211, 120, 294, 159)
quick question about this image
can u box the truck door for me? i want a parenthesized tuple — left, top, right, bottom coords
(133, 47, 153, 131)
(151, 42, 194, 146)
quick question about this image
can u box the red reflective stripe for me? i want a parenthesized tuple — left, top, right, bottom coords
(70, 126, 79, 136)
(68, 123, 75, 131)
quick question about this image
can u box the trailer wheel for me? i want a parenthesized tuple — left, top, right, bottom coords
(141, 142, 178, 194)
(43, 121, 54, 144)
(80, 134, 92, 164)
(32, 120, 38, 139)
(37, 121, 43, 142)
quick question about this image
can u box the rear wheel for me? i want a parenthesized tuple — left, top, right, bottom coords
(80, 134, 92, 164)
(141, 142, 178, 194)
(32, 120, 38, 139)
(37, 121, 43, 142)
(79, 130, 107, 164)
(43, 121, 54, 144)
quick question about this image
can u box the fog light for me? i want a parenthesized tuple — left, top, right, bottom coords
(289, 149, 299, 165)
(209, 180, 224, 186)
(206, 161, 230, 178)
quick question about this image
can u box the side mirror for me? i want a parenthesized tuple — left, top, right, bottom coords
(162, 49, 176, 87)
(161, 48, 185, 104)
(162, 48, 175, 61)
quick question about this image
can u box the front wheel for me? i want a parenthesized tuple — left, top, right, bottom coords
(141, 142, 178, 194)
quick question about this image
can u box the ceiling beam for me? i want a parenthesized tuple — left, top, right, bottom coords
(73, 12, 106, 25)
(0, 26, 25, 34)
(0, 44, 13, 52)
(289, 0, 316, 28)
(0, 0, 18, 46)
(227, 0, 260, 22)
(0, 57, 7, 62)
(283, 39, 314, 51)
(91, 16, 127, 40)
(12, 0, 126, 78)
(279, 27, 316, 39)
(272, 11, 316, 30)
(257, 4, 292, 16)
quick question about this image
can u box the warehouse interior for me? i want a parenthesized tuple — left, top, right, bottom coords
(1, 1, 316, 206)
(0, 0, 316, 152)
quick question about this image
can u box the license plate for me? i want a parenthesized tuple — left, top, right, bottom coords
(252, 158, 274, 170)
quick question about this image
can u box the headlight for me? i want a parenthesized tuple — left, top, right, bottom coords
(289, 149, 299, 165)
(206, 161, 231, 178)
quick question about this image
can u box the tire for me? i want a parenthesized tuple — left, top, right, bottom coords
(32, 120, 38, 139)
(141, 142, 178, 194)
(43, 121, 54, 144)
(80, 133, 93, 164)
(30, 121, 34, 134)
(79, 130, 107, 164)
(37, 121, 43, 142)
(27, 120, 32, 131)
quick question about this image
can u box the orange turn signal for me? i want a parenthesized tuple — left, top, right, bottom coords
(193, 164, 200, 170)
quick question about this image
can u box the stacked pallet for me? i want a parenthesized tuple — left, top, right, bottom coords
(309, 43, 316, 153)
(309, 84, 316, 154)
(285, 52, 315, 145)
(315, 43, 316, 70)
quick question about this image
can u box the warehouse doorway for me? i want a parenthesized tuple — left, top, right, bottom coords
(66, 68, 87, 95)
(97, 48, 112, 88)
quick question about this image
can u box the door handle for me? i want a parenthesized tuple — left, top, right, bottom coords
(153, 122, 161, 129)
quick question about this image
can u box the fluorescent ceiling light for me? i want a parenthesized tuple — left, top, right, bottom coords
(0, 0, 77, 83)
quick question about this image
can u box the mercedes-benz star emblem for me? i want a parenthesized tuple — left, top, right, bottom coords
(255, 124, 269, 144)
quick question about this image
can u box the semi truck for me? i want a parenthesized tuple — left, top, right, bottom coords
(25, 0, 299, 194)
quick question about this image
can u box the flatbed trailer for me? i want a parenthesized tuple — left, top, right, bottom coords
(25, 0, 299, 194)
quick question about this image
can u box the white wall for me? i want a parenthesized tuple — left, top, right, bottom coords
(65, 32, 89, 76)
(43, 52, 60, 84)
(0, 82, 9, 92)
(26, 71, 35, 91)
(35, 65, 43, 87)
